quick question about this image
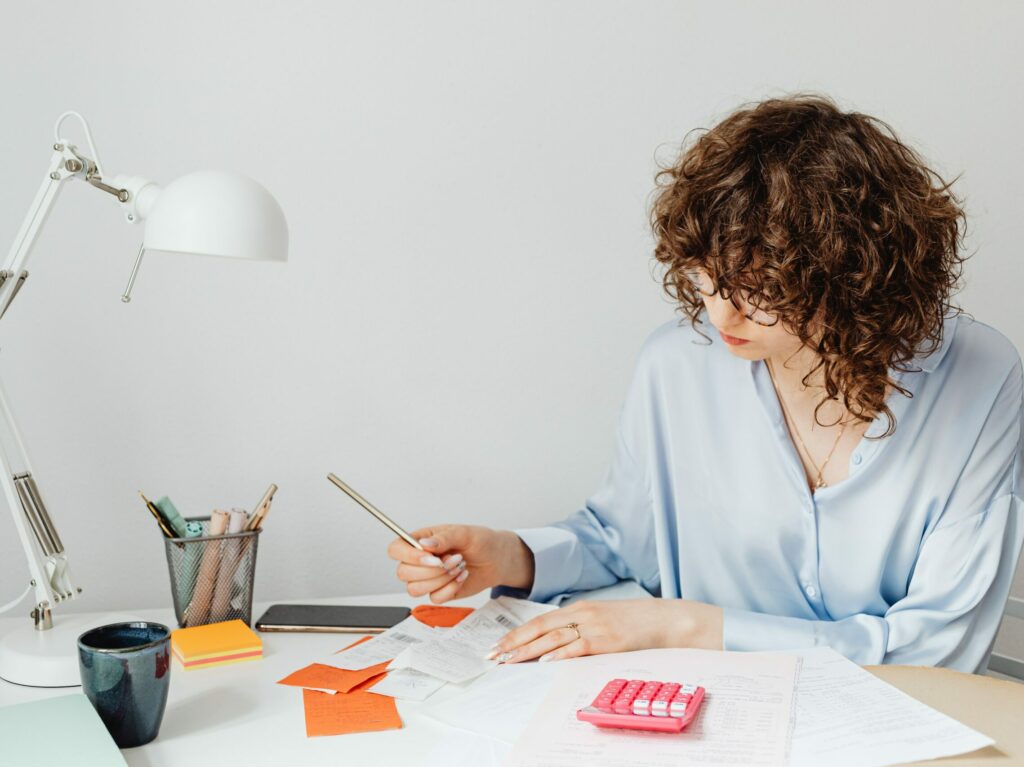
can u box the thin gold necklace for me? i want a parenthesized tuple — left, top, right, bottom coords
(766, 360, 847, 489)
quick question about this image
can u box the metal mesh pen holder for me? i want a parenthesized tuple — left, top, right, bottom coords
(164, 517, 261, 628)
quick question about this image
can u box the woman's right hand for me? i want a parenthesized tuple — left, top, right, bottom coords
(387, 524, 535, 604)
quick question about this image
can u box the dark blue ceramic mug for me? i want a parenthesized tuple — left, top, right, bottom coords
(78, 621, 171, 748)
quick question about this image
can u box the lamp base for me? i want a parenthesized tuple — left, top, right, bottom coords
(0, 612, 141, 687)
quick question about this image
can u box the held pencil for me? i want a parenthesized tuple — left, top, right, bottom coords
(327, 473, 424, 551)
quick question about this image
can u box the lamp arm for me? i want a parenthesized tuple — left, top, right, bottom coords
(0, 130, 137, 627)
(0, 375, 76, 626)
(0, 146, 71, 315)
(0, 117, 162, 627)
(0, 137, 160, 315)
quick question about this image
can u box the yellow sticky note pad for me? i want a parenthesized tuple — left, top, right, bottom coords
(171, 619, 262, 670)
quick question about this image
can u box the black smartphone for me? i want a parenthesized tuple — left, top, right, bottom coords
(254, 604, 412, 634)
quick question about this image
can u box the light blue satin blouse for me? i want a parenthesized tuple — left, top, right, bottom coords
(506, 314, 1023, 672)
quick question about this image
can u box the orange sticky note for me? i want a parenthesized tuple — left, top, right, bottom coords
(339, 636, 373, 651)
(279, 635, 395, 693)
(302, 688, 402, 736)
(411, 604, 474, 628)
(278, 662, 389, 693)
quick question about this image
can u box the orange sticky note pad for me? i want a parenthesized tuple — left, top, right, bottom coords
(411, 604, 474, 628)
(303, 688, 402, 737)
(171, 619, 262, 670)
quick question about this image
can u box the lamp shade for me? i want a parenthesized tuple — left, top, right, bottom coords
(141, 171, 287, 261)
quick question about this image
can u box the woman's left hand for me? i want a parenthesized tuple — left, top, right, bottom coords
(487, 599, 724, 664)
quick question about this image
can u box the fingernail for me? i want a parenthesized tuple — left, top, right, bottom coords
(443, 553, 463, 569)
(456, 569, 469, 583)
(419, 555, 444, 567)
(539, 653, 553, 663)
(484, 649, 500, 661)
(496, 651, 516, 663)
(418, 538, 438, 548)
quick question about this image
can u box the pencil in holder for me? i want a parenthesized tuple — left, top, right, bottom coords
(164, 516, 261, 628)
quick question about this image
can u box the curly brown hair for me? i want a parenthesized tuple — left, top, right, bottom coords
(650, 94, 967, 437)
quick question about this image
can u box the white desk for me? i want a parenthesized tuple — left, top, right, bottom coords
(0, 592, 493, 766)
(3, 594, 1020, 766)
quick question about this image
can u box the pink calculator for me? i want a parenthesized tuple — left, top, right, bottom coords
(576, 678, 706, 733)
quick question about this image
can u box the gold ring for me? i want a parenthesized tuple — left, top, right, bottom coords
(566, 622, 581, 641)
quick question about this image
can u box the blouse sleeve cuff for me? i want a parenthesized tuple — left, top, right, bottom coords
(490, 526, 582, 604)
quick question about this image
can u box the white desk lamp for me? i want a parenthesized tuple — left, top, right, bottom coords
(0, 112, 287, 687)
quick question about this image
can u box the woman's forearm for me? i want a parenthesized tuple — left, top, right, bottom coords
(496, 530, 536, 591)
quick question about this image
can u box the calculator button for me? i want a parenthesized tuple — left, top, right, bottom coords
(600, 679, 626, 694)
(650, 700, 670, 716)
(634, 682, 660, 713)
(613, 683, 642, 714)
(669, 700, 688, 717)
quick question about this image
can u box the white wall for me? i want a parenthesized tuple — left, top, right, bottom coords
(1, 1, 1021, 653)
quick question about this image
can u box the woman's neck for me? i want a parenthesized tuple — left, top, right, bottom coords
(765, 345, 820, 395)
(765, 345, 847, 423)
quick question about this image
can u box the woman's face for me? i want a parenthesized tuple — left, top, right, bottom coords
(691, 268, 804, 361)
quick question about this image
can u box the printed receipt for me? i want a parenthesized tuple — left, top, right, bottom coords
(370, 667, 447, 701)
(320, 616, 440, 670)
(404, 597, 557, 684)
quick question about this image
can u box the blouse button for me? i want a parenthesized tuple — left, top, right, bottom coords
(852, 453, 863, 465)
(805, 584, 817, 598)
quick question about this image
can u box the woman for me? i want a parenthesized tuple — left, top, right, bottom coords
(388, 95, 1023, 673)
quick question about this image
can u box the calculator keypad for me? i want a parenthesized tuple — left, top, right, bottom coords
(578, 677, 706, 733)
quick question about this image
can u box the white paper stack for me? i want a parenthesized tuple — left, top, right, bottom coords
(421, 646, 994, 767)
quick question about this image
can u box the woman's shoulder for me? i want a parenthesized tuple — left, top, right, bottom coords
(627, 317, 743, 400)
(638, 316, 722, 360)
(938, 314, 1022, 384)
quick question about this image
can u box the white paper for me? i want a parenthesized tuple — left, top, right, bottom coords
(319, 616, 439, 670)
(404, 597, 557, 684)
(417, 728, 511, 767)
(504, 648, 797, 767)
(788, 648, 993, 767)
(423, 662, 557, 743)
(370, 667, 448, 701)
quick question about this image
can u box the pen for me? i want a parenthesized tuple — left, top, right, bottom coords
(326, 473, 424, 551)
(245, 483, 278, 531)
(139, 491, 174, 538)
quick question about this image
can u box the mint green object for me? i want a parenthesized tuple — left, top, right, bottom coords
(154, 496, 203, 609)
(0, 693, 127, 766)
(178, 519, 205, 609)
(154, 496, 189, 538)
